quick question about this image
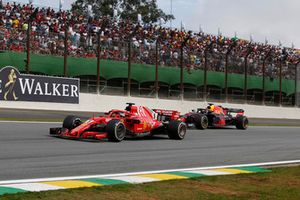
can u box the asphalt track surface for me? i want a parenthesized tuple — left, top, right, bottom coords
(0, 121, 299, 181)
(1, 108, 300, 126)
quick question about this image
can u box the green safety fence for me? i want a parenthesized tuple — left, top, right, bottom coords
(0, 51, 295, 95)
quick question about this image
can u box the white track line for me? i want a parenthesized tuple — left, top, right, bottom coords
(108, 176, 158, 184)
(0, 183, 64, 192)
(187, 170, 232, 176)
(0, 160, 299, 185)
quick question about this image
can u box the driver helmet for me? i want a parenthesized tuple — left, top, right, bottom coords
(207, 105, 215, 112)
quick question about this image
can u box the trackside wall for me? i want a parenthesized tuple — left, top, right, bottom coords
(0, 93, 300, 119)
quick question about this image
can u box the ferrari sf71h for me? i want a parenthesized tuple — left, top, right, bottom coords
(184, 104, 249, 130)
(50, 103, 187, 142)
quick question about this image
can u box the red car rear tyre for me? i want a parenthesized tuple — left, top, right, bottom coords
(168, 121, 187, 140)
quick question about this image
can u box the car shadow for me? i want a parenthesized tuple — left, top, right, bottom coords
(124, 135, 169, 141)
(47, 135, 105, 143)
(207, 126, 237, 130)
(47, 135, 170, 143)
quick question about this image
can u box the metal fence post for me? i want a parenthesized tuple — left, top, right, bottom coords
(203, 45, 210, 102)
(96, 32, 101, 94)
(25, 8, 38, 74)
(244, 56, 248, 102)
(224, 43, 235, 103)
(127, 40, 132, 96)
(279, 61, 282, 106)
(63, 22, 68, 77)
(180, 44, 184, 100)
(224, 54, 228, 103)
(25, 20, 31, 74)
(155, 41, 159, 99)
(295, 61, 300, 107)
(262, 60, 266, 105)
(244, 45, 253, 103)
(262, 50, 272, 105)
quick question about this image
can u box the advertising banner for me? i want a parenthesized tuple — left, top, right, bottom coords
(0, 66, 79, 104)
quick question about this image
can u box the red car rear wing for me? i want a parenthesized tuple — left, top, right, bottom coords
(152, 109, 181, 120)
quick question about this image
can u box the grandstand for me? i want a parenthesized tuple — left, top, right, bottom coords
(1, 1, 300, 106)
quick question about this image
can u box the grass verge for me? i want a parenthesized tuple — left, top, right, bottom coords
(1, 166, 300, 200)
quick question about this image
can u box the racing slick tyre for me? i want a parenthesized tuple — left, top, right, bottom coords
(194, 114, 208, 130)
(106, 119, 126, 142)
(63, 115, 82, 130)
(168, 120, 187, 140)
(236, 116, 249, 130)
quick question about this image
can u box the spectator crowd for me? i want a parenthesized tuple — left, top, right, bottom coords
(1, 1, 300, 80)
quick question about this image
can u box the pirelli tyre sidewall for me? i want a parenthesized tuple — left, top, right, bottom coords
(63, 115, 82, 130)
(194, 114, 209, 130)
(168, 120, 187, 140)
(236, 116, 249, 130)
(106, 119, 126, 142)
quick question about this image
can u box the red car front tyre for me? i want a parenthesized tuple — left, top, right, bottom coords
(106, 119, 126, 142)
(63, 115, 82, 130)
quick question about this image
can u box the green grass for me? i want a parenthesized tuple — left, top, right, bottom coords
(1, 166, 300, 200)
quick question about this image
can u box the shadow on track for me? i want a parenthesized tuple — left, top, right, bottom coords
(47, 135, 170, 143)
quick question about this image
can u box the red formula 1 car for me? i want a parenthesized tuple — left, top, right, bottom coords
(183, 104, 249, 130)
(50, 103, 187, 142)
